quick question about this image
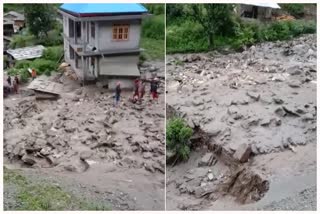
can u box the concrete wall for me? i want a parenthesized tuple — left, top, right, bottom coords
(97, 19, 141, 51)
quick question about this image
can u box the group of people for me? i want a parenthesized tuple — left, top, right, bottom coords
(3, 68, 37, 98)
(4, 75, 20, 97)
(114, 77, 160, 106)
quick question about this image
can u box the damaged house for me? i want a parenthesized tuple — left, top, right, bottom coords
(237, 3, 280, 20)
(59, 3, 149, 89)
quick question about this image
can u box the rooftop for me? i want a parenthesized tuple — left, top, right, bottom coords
(6, 45, 45, 61)
(60, 3, 148, 17)
(4, 11, 25, 20)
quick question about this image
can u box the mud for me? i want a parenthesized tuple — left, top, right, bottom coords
(3, 61, 165, 210)
(166, 35, 316, 210)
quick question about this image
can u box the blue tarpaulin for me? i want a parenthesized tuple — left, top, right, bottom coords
(60, 3, 148, 14)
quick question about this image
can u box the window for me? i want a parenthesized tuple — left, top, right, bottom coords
(112, 24, 129, 41)
(91, 22, 95, 38)
(76, 22, 81, 38)
(69, 46, 74, 59)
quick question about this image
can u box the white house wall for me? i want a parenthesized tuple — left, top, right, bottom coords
(98, 19, 141, 51)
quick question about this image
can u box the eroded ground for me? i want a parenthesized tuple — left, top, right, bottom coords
(4, 61, 165, 210)
(166, 35, 316, 210)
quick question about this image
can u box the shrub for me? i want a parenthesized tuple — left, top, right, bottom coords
(166, 20, 208, 53)
(167, 118, 193, 162)
(43, 46, 64, 62)
(142, 14, 165, 40)
(9, 34, 36, 49)
(30, 59, 57, 75)
(280, 4, 305, 18)
(7, 68, 30, 83)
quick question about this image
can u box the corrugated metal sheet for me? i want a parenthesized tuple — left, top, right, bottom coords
(99, 56, 140, 77)
(243, 3, 280, 9)
(60, 3, 147, 15)
(7, 45, 45, 61)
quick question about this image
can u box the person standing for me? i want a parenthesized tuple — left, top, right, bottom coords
(7, 76, 11, 86)
(115, 81, 121, 106)
(150, 78, 159, 102)
(31, 68, 37, 80)
(13, 75, 19, 94)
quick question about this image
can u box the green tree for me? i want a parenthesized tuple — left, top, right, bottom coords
(24, 4, 56, 39)
(167, 118, 193, 163)
(190, 4, 236, 49)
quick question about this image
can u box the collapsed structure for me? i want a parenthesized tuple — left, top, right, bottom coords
(59, 3, 149, 89)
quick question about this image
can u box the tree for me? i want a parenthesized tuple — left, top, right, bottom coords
(24, 4, 56, 39)
(167, 118, 193, 164)
(190, 4, 236, 49)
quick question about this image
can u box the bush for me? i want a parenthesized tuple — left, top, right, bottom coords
(9, 34, 36, 49)
(166, 20, 208, 53)
(7, 68, 30, 83)
(30, 59, 57, 75)
(43, 46, 64, 62)
(280, 4, 304, 18)
(142, 14, 165, 40)
(167, 118, 193, 161)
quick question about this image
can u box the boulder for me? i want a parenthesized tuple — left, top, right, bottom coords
(233, 143, 252, 163)
(198, 153, 215, 167)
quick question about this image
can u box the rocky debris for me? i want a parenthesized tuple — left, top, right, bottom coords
(198, 153, 215, 167)
(233, 143, 252, 163)
(21, 154, 36, 166)
(246, 91, 260, 101)
(223, 168, 269, 203)
(288, 80, 301, 88)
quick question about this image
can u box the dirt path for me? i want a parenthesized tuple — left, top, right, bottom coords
(166, 35, 316, 210)
(3, 61, 165, 210)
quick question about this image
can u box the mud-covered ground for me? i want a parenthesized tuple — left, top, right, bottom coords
(3, 61, 165, 210)
(166, 35, 316, 210)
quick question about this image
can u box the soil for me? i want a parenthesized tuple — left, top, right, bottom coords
(166, 35, 317, 210)
(3, 60, 165, 210)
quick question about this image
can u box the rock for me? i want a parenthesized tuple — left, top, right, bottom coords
(275, 107, 286, 117)
(282, 106, 300, 117)
(64, 165, 77, 172)
(40, 147, 51, 156)
(144, 163, 155, 173)
(72, 96, 80, 102)
(198, 153, 214, 167)
(302, 113, 314, 121)
(192, 99, 204, 107)
(207, 129, 221, 138)
(109, 116, 118, 125)
(288, 81, 301, 88)
(260, 118, 270, 126)
(273, 98, 284, 104)
(208, 173, 215, 181)
(143, 152, 153, 159)
(233, 143, 252, 163)
(246, 92, 260, 101)
(80, 151, 93, 160)
(21, 154, 36, 166)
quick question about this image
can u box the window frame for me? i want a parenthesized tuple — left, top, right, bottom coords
(112, 24, 129, 41)
(91, 22, 95, 39)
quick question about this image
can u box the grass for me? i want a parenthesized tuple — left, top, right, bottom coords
(140, 37, 165, 60)
(4, 167, 111, 211)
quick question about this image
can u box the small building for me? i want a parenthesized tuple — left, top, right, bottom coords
(58, 3, 149, 89)
(6, 45, 45, 67)
(4, 19, 14, 37)
(238, 3, 280, 20)
(3, 11, 25, 33)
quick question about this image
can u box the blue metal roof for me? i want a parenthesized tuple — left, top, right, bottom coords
(60, 3, 148, 14)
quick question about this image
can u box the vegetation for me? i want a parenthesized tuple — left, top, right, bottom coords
(167, 118, 193, 162)
(24, 4, 57, 39)
(140, 4, 165, 60)
(280, 3, 305, 18)
(4, 167, 110, 211)
(166, 4, 316, 53)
